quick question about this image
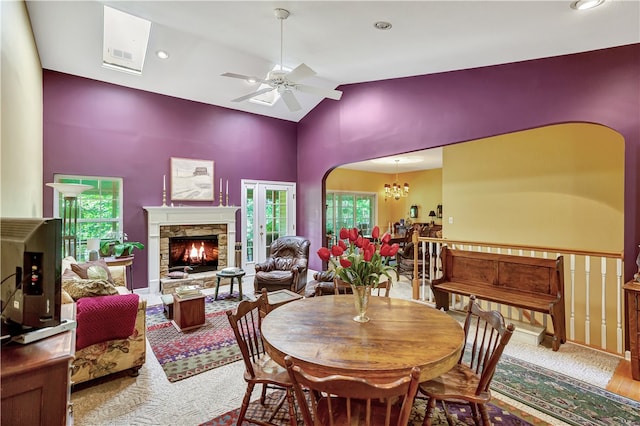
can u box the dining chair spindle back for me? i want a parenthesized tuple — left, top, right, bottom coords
(418, 295, 515, 426)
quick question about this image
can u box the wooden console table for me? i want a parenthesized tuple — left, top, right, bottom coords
(1, 304, 75, 425)
(624, 280, 640, 380)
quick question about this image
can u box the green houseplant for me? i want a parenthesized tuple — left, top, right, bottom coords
(99, 233, 144, 258)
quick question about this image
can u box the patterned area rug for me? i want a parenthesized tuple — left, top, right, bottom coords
(493, 354, 640, 426)
(199, 390, 538, 425)
(146, 293, 244, 383)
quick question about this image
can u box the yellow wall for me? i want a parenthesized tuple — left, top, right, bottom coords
(327, 123, 624, 254)
(442, 123, 624, 252)
(1, 1, 44, 217)
(326, 167, 443, 231)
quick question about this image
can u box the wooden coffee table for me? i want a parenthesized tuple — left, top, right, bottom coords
(171, 293, 206, 331)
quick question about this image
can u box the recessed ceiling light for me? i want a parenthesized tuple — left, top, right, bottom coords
(571, 0, 605, 10)
(373, 21, 392, 30)
(156, 50, 169, 59)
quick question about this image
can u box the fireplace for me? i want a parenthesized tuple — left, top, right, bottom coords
(143, 206, 239, 294)
(169, 235, 219, 273)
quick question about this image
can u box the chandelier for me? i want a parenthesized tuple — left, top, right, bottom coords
(384, 160, 409, 201)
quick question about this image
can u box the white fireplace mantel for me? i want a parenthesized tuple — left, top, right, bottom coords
(143, 206, 239, 294)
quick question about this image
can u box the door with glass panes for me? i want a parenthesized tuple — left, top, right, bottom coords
(241, 180, 296, 274)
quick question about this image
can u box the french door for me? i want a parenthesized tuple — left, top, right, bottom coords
(241, 180, 296, 274)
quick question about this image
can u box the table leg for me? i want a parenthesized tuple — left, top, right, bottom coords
(229, 278, 235, 298)
(214, 277, 221, 300)
(238, 277, 243, 300)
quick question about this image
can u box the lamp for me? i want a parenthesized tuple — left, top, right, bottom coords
(384, 160, 409, 201)
(46, 182, 92, 258)
(429, 210, 437, 225)
(86, 238, 101, 260)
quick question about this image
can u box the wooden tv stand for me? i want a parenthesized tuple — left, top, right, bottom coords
(1, 304, 75, 425)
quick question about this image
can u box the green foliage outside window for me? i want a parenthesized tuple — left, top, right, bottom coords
(55, 176, 123, 261)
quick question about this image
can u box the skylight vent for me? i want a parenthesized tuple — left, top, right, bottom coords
(102, 6, 151, 75)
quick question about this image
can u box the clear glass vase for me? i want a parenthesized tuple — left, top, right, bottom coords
(351, 284, 372, 323)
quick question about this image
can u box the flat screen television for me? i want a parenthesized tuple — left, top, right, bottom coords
(1, 218, 62, 335)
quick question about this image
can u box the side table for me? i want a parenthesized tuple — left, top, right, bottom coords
(214, 269, 246, 300)
(266, 289, 303, 311)
(104, 255, 135, 293)
(172, 293, 206, 332)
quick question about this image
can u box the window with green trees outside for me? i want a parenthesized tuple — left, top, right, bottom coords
(53, 175, 123, 261)
(326, 192, 376, 246)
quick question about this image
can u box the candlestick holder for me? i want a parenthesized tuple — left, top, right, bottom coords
(219, 191, 223, 206)
(162, 189, 167, 207)
(226, 194, 229, 207)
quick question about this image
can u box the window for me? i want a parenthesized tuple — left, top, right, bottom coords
(326, 192, 377, 245)
(52, 175, 123, 261)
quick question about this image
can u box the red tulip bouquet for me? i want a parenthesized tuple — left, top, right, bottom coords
(317, 226, 401, 288)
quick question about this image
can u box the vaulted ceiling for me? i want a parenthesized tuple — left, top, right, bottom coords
(26, 1, 639, 125)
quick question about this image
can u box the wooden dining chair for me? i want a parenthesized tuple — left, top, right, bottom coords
(333, 279, 389, 297)
(418, 295, 515, 426)
(371, 280, 391, 297)
(226, 288, 296, 426)
(285, 355, 420, 426)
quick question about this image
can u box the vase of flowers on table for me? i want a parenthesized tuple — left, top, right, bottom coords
(317, 226, 400, 322)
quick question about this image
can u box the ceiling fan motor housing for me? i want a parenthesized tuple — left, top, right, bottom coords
(274, 8, 290, 20)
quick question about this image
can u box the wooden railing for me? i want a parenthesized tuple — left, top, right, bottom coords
(411, 235, 626, 355)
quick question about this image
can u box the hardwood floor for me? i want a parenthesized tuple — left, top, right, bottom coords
(607, 360, 640, 402)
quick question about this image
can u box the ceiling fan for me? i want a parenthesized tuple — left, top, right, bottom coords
(221, 8, 343, 112)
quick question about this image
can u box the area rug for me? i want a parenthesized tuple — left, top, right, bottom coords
(492, 354, 640, 426)
(199, 390, 538, 425)
(146, 293, 244, 383)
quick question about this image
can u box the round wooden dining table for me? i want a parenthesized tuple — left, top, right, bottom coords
(261, 295, 465, 383)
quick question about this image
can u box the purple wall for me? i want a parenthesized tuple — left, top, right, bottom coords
(43, 71, 298, 289)
(298, 44, 640, 280)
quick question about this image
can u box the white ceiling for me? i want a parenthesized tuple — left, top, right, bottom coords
(25, 0, 639, 172)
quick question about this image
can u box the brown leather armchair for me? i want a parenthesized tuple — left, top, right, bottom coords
(254, 236, 310, 294)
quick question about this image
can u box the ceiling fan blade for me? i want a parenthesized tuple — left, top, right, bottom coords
(231, 87, 275, 103)
(280, 89, 301, 112)
(221, 72, 269, 84)
(286, 63, 316, 83)
(296, 84, 343, 101)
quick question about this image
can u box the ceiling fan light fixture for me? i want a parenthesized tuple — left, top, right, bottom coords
(222, 7, 342, 112)
(571, 0, 605, 10)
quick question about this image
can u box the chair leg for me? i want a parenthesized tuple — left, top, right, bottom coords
(441, 401, 455, 426)
(478, 403, 491, 426)
(470, 403, 481, 425)
(422, 397, 437, 426)
(260, 383, 268, 404)
(286, 387, 297, 426)
(237, 382, 255, 425)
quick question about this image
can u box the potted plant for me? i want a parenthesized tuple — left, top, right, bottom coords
(99, 232, 144, 257)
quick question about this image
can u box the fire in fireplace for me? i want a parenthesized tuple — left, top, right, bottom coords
(169, 235, 219, 273)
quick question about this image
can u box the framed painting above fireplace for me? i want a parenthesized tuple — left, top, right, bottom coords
(170, 157, 214, 201)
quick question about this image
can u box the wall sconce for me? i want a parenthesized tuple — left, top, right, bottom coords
(429, 210, 437, 225)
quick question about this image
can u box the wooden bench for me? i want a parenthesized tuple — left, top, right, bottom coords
(431, 246, 566, 351)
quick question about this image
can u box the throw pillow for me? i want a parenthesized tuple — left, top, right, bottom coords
(62, 278, 118, 301)
(61, 289, 74, 304)
(71, 259, 115, 285)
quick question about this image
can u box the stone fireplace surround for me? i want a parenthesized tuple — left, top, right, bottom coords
(143, 206, 239, 294)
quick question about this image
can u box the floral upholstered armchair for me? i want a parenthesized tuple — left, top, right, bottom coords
(254, 236, 310, 294)
(61, 257, 146, 385)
